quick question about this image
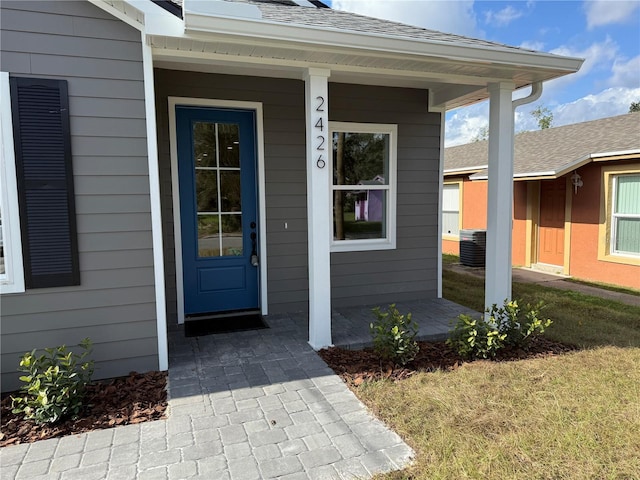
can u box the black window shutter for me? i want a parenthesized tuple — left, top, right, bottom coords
(10, 77, 80, 288)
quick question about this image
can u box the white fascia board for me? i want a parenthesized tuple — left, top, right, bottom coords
(183, 13, 583, 75)
(443, 165, 488, 175)
(591, 149, 640, 159)
(90, 0, 184, 36)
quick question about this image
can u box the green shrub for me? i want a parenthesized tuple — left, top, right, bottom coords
(370, 304, 419, 366)
(493, 300, 552, 348)
(447, 300, 551, 359)
(11, 338, 94, 424)
(447, 313, 506, 359)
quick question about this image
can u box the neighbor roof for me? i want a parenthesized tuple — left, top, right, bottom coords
(444, 112, 640, 180)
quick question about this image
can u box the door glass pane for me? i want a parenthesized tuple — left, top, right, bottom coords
(220, 171, 242, 212)
(193, 122, 217, 168)
(333, 189, 385, 240)
(195, 170, 218, 212)
(222, 214, 243, 256)
(193, 120, 244, 258)
(198, 215, 220, 257)
(218, 124, 241, 167)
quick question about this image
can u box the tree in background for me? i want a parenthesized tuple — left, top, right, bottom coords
(630, 101, 640, 113)
(472, 125, 489, 142)
(531, 105, 553, 129)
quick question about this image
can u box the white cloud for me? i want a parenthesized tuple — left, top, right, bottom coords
(552, 87, 640, 124)
(545, 37, 619, 94)
(484, 5, 524, 27)
(584, 0, 640, 29)
(519, 40, 545, 51)
(445, 103, 489, 147)
(551, 37, 618, 79)
(445, 87, 640, 146)
(331, 0, 478, 36)
(609, 55, 640, 88)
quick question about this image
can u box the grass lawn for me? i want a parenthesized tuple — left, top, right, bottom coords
(353, 267, 640, 479)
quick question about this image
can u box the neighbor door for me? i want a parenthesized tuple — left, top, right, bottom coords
(176, 106, 260, 316)
(538, 179, 565, 266)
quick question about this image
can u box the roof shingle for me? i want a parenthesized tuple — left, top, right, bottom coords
(444, 112, 640, 178)
(164, 0, 547, 54)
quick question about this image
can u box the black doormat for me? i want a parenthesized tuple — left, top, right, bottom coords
(184, 313, 268, 337)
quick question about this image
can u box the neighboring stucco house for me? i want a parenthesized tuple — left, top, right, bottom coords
(443, 112, 640, 290)
(0, 0, 582, 391)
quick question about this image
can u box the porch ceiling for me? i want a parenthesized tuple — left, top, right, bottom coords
(151, 32, 577, 110)
(95, 0, 582, 110)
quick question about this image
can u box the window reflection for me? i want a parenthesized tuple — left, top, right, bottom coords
(332, 132, 390, 241)
(193, 121, 243, 257)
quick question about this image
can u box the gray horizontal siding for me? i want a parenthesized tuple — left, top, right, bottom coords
(0, 1, 155, 392)
(155, 71, 439, 321)
(329, 83, 440, 308)
(154, 70, 310, 317)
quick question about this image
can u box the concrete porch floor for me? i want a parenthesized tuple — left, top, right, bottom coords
(0, 298, 475, 480)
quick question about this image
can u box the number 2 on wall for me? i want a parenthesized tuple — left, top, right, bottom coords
(315, 96, 326, 168)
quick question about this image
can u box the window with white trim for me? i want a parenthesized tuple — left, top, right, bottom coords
(442, 182, 461, 237)
(329, 122, 397, 252)
(611, 173, 640, 257)
(0, 72, 25, 293)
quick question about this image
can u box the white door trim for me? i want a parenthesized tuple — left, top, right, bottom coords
(168, 97, 268, 324)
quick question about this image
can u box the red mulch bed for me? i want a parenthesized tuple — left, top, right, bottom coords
(0, 371, 167, 447)
(318, 337, 576, 387)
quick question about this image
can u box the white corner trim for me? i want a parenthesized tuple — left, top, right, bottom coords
(168, 97, 268, 324)
(433, 107, 446, 299)
(142, 37, 168, 372)
(0, 72, 25, 295)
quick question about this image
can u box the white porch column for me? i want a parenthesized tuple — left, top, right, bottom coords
(304, 68, 332, 349)
(485, 82, 515, 309)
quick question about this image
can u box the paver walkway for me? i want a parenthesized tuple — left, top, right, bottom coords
(1, 298, 474, 480)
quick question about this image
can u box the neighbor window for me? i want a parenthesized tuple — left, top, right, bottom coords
(611, 174, 640, 257)
(329, 122, 397, 252)
(598, 166, 640, 266)
(442, 182, 461, 237)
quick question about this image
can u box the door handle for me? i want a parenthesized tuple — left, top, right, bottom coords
(250, 226, 259, 267)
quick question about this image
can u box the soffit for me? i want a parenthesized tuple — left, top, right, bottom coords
(100, 0, 583, 110)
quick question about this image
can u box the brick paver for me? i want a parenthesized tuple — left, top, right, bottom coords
(1, 299, 475, 479)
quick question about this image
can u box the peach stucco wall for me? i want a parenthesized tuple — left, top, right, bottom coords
(568, 163, 639, 289)
(442, 164, 639, 290)
(441, 178, 527, 266)
(512, 182, 528, 266)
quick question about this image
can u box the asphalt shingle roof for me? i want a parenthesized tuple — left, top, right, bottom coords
(444, 112, 640, 178)
(162, 0, 543, 54)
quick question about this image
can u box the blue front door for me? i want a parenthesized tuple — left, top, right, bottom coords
(176, 106, 260, 315)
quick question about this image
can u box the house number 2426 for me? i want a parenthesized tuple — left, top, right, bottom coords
(315, 96, 326, 169)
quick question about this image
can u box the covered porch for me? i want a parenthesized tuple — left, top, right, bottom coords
(95, 0, 583, 371)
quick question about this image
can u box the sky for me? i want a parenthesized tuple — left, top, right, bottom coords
(326, 0, 640, 146)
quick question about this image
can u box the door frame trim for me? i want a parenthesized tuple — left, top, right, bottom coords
(168, 97, 268, 324)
